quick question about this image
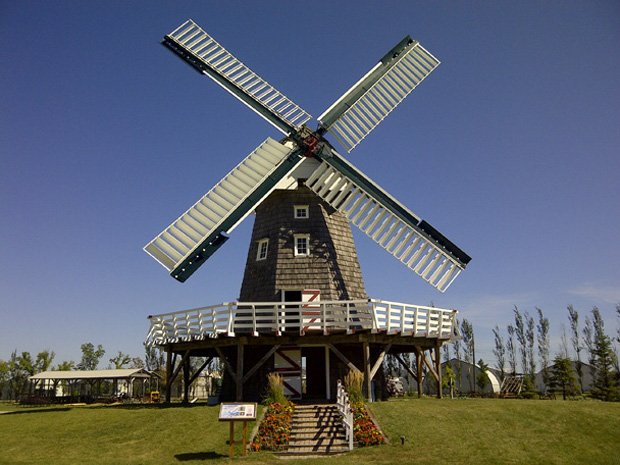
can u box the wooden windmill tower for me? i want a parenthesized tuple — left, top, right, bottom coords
(145, 20, 471, 402)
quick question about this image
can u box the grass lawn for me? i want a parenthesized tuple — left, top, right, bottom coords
(0, 398, 619, 464)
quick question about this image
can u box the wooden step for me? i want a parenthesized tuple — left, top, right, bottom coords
(281, 403, 351, 456)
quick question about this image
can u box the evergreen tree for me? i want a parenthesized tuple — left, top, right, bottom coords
(476, 359, 489, 392)
(589, 308, 619, 401)
(549, 355, 579, 400)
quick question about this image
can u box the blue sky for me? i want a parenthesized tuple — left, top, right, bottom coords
(1, 1, 619, 369)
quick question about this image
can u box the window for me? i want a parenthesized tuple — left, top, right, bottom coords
(256, 238, 269, 261)
(294, 205, 309, 219)
(294, 234, 310, 256)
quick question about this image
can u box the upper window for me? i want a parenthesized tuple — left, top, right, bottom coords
(256, 238, 269, 261)
(294, 205, 309, 219)
(294, 234, 310, 256)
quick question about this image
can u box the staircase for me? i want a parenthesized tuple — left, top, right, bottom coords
(282, 404, 351, 456)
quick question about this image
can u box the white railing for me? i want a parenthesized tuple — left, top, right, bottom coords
(336, 380, 354, 450)
(145, 299, 459, 346)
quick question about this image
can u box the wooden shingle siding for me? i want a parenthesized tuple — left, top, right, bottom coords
(239, 187, 367, 302)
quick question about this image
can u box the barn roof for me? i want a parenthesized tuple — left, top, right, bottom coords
(29, 368, 160, 381)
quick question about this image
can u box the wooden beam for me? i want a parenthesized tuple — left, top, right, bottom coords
(421, 349, 439, 383)
(215, 347, 237, 380)
(243, 345, 280, 383)
(328, 344, 361, 374)
(189, 357, 214, 386)
(236, 343, 244, 401)
(168, 350, 191, 391)
(394, 354, 417, 380)
(369, 343, 392, 380)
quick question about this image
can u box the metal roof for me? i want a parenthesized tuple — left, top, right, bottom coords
(29, 368, 160, 381)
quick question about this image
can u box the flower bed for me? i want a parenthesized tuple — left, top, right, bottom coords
(352, 402, 385, 446)
(250, 402, 294, 452)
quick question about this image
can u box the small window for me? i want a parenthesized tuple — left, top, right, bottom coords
(294, 234, 310, 256)
(294, 205, 309, 219)
(256, 239, 269, 261)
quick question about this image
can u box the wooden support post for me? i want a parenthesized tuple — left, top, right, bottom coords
(165, 347, 173, 403)
(183, 355, 190, 404)
(416, 347, 423, 398)
(229, 421, 234, 458)
(435, 345, 442, 399)
(363, 341, 372, 402)
(236, 343, 244, 401)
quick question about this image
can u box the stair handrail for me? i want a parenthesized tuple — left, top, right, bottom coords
(336, 380, 354, 450)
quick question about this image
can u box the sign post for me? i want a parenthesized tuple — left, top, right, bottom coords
(218, 403, 257, 457)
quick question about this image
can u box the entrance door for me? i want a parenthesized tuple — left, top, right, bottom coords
(302, 347, 327, 399)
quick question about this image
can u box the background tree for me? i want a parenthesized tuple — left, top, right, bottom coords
(77, 343, 105, 371)
(559, 324, 570, 359)
(35, 350, 55, 373)
(0, 359, 8, 399)
(514, 306, 527, 375)
(506, 324, 517, 376)
(7, 351, 27, 399)
(453, 318, 463, 391)
(589, 307, 619, 401)
(443, 364, 456, 399)
(537, 308, 550, 387)
(616, 304, 620, 345)
(144, 343, 165, 373)
(461, 319, 475, 392)
(109, 351, 131, 369)
(568, 305, 584, 391)
(525, 311, 536, 379)
(583, 314, 595, 381)
(492, 325, 505, 381)
(476, 359, 489, 392)
(549, 354, 579, 400)
(55, 361, 74, 371)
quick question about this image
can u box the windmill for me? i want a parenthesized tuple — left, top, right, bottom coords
(145, 20, 471, 403)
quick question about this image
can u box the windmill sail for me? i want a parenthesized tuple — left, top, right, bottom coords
(306, 150, 470, 292)
(144, 138, 303, 282)
(318, 36, 440, 152)
(163, 19, 312, 135)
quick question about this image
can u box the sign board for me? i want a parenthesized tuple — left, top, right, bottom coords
(218, 402, 257, 421)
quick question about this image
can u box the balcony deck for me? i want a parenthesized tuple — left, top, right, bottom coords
(146, 299, 460, 347)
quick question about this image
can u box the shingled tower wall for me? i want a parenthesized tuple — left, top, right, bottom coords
(239, 184, 367, 302)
